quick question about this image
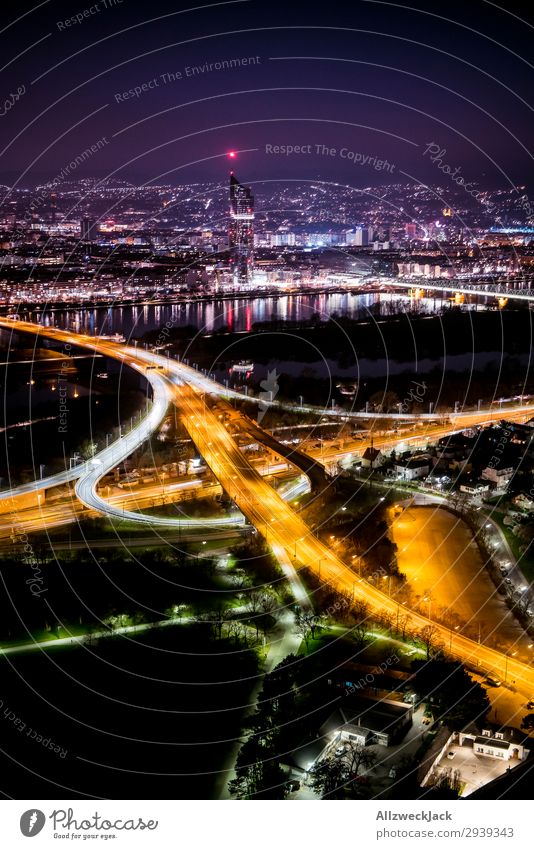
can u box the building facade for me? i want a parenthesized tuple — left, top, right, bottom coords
(229, 173, 254, 286)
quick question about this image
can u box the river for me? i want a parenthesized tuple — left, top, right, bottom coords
(28, 291, 471, 337)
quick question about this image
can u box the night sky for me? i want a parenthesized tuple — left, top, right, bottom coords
(0, 0, 533, 189)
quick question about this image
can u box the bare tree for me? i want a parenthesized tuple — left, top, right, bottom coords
(418, 623, 442, 660)
(350, 620, 369, 650)
(313, 741, 377, 799)
(344, 740, 377, 779)
(398, 612, 412, 641)
(295, 609, 323, 645)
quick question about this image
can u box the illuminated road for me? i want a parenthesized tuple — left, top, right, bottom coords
(2, 319, 534, 693)
(387, 277, 534, 303)
(303, 407, 534, 472)
(2, 317, 534, 508)
(173, 382, 534, 694)
(390, 505, 532, 653)
(0, 467, 308, 538)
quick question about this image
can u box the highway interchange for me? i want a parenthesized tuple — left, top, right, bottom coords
(2, 318, 534, 697)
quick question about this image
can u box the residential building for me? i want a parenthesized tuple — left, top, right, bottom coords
(361, 446, 382, 469)
(394, 455, 431, 480)
(481, 466, 514, 486)
(460, 480, 490, 496)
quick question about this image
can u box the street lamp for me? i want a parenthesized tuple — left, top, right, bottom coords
(351, 554, 362, 577)
(504, 650, 517, 683)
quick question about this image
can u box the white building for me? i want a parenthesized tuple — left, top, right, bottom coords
(394, 456, 431, 480)
(462, 728, 528, 762)
(481, 466, 514, 486)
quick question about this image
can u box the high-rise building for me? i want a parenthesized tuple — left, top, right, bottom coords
(353, 227, 369, 246)
(229, 173, 254, 285)
(80, 217, 98, 242)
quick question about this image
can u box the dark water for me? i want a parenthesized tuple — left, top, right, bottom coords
(29, 292, 462, 338)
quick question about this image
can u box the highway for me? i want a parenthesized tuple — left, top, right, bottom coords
(2, 317, 534, 509)
(174, 382, 534, 694)
(2, 319, 534, 694)
(388, 276, 534, 303)
(0, 467, 308, 539)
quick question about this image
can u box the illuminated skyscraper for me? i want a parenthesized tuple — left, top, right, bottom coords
(229, 173, 254, 285)
(80, 217, 98, 242)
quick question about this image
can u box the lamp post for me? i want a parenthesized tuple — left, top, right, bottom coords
(504, 650, 517, 683)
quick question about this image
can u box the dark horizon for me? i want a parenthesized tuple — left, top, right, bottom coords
(0, 0, 533, 192)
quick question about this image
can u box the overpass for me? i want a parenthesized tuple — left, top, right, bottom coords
(388, 276, 534, 302)
(2, 319, 534, 694)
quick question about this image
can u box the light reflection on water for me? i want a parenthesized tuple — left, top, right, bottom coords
(30, 292, 468, 337)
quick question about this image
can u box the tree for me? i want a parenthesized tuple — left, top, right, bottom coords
(295, 608, 323, 647)
(344, 740, 377, 784)
(433, 768, 462, 798)
(311, 757, 348, 799)
(229, 738, 287, 799)
(313, 741, 376, 799)
(398, 612, 413, 641)
(413, 660, 490, 730)
(521, 713, 534, 730)
(418, 623, 442, 660)
(349, 620, 369, 651)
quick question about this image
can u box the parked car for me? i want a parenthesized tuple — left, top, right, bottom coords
(485, 675, 502, 687)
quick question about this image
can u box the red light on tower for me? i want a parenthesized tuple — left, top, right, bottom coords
(228, 151, 236, 159)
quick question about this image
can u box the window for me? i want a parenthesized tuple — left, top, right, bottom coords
(495, 733, 504, 740)
(482, 730, 491, 737)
